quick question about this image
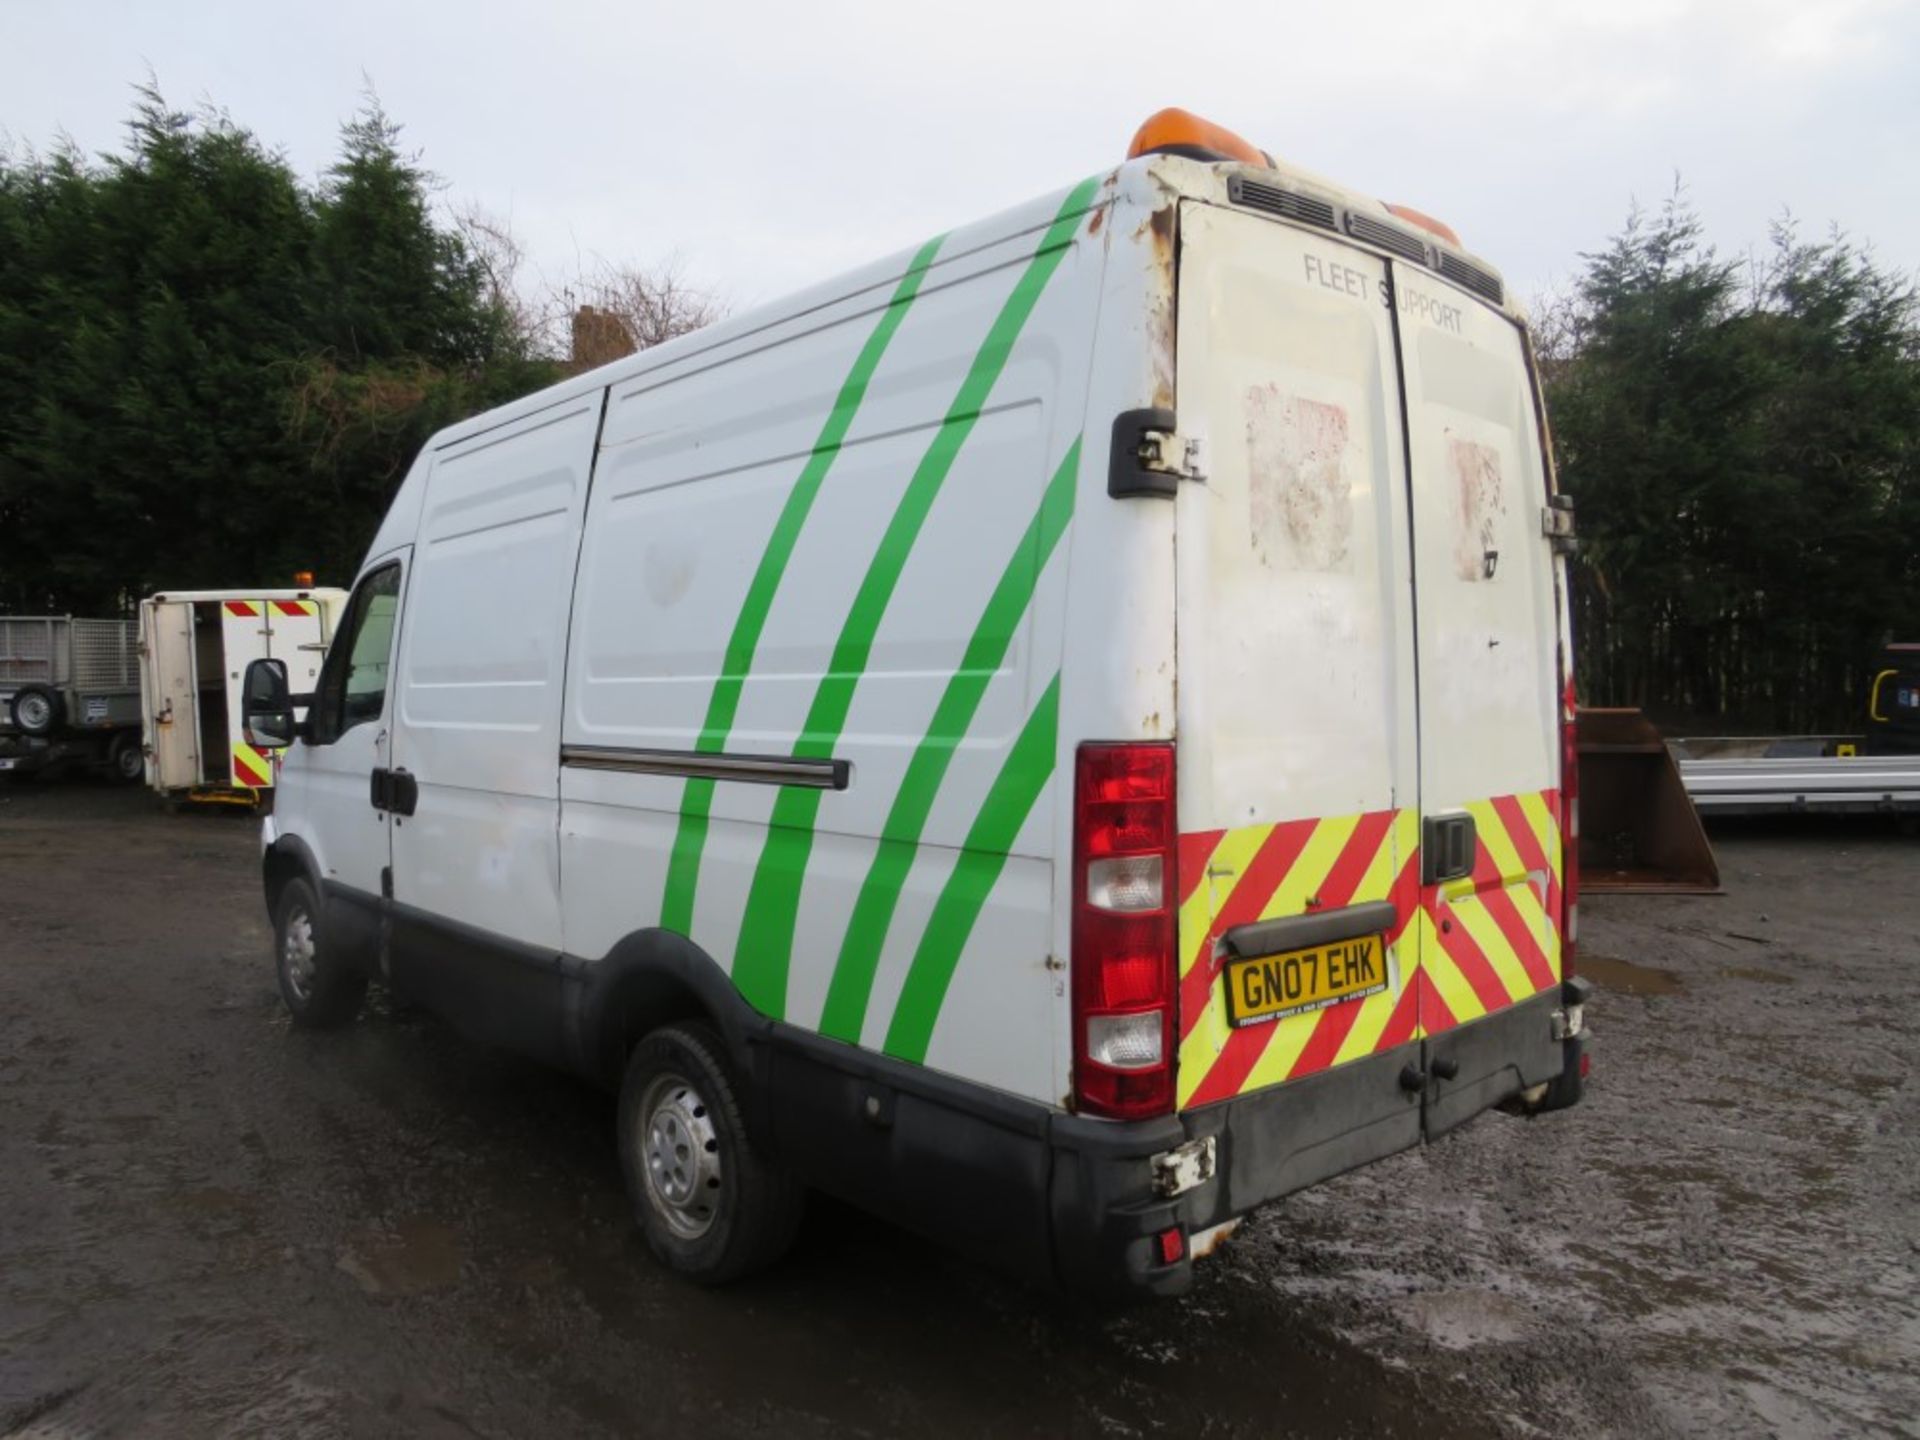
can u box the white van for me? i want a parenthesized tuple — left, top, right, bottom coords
(245, 110, 1588, 1298)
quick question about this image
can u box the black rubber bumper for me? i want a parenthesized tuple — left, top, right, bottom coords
(758, 985, 1585, 1301)
(1048, 984, 1585, 1299)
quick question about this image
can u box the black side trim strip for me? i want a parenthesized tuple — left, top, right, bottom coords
(766, 1021, 1054, 1140)
(560, 744, 850, 790)
(1220, 899, 1400, 960)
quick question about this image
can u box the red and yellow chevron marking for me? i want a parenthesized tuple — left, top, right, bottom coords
(224, 601, 260, 618)
(1174, 790, 1561, 1110)
(230, 741, 274, 790)
(1176, 807, 1416, 1109)
(1416, 790, 1562, 1036)
(271, 600, 318, 617)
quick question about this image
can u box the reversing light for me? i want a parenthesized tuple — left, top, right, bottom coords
(1072, 743, 1178, 1119)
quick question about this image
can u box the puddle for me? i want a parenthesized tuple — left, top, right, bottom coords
(1722, 966, 1794, 985)
(1394, 1288, 1535, 1349)
(1581, 954, 1684, 995)
(336, 1218, 463, 1297)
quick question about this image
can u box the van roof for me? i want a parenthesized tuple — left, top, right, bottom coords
(415, 151, 1516, 466)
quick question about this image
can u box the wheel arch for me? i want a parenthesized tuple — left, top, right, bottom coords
(263, 834, 322, 921)
(568, 928, 769, 1094)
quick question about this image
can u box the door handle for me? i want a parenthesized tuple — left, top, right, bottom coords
(369, 766, 418, 816)
(390, 768, 418, 817)
(1421, 813, 1477, 885)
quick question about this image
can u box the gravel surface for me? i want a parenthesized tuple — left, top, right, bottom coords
(1, 781, 1914, 1438)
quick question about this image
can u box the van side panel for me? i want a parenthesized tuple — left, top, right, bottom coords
(388, 395, 602, 951)
(561, 188, 1106, 1106)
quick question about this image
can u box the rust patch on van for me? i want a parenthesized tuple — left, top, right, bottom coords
(1144, 203, 1176, 260)
(1447, 435, 1506, 582)
(1141, 203, 1179, 412)
(1245, 388, 1353, 572)
(1087, 205, 1105, 236)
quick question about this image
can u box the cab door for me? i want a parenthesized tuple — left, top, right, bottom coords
(1389, 264, 1566, 1134)
(1172, 201, 1423, 1138)
(284, 558, 408, 973)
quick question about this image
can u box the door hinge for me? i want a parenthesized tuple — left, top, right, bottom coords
(1542, 495, 1578, 555)
(1110, 408, 1205, 498)
(1142, 428, 1206, 481)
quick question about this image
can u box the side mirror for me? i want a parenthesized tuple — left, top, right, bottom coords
(243, 658, 297, 749)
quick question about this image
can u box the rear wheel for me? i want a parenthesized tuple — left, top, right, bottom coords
(108, 731, 144, 784)
(618, 1022, 803, 1283)
(273, 876, 367, 1029)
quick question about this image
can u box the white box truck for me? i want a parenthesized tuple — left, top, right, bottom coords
(242, 110, 1588, 1297)
(141, 588, 345, 805)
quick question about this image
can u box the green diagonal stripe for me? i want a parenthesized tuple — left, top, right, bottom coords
(659, 234, 945, 936)
(730, 176, 1100, 1018)
(882, 673, 1061, 1064)
(817, 438, 1079, 1042)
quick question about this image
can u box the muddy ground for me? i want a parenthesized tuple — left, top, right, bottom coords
(1, 782, 1914, 1439)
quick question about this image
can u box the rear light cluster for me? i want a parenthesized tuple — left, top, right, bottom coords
(1559, 672, 1580, 979)
(1072, 743, 1177, 1119)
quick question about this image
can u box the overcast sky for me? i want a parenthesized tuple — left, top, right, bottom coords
(4, 0, 1917, 316)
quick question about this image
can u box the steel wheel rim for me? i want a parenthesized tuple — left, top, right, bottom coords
(16, 694, 50, 731)
(282, 905, 317, 1002)
(117, 744, 142, 780)
(638, 1071, 722, 1240)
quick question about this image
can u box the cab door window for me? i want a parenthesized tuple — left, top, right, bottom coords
(312, 564, 401, 744)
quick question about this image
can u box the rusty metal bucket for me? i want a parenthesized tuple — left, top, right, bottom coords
(1577, 708, 1721, 894)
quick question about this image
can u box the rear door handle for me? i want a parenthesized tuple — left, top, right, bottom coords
(1421, 813, 1476, 885)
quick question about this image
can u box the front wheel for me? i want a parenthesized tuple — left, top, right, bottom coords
(273, 876, 367, 1029)
(618, 1022, 803, 1283)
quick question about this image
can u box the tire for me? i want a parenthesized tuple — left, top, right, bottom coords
(8, 685, 62, 737)
(618, 1021, 804, 1283)
(273, 876, 367, 1029)
(107, 731, 144, 784)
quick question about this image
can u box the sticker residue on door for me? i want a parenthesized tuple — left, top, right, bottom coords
(1447, 435, 1505, 582)
(1245, 388, 1352, 573)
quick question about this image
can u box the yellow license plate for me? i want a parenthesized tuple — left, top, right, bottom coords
(1222, 934, 1388, 1028)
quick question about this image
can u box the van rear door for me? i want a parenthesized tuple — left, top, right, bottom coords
(142, 601, 200, 790)
(1171, 201, 1423, 1147)
(1390, 264, 1566, 1135)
